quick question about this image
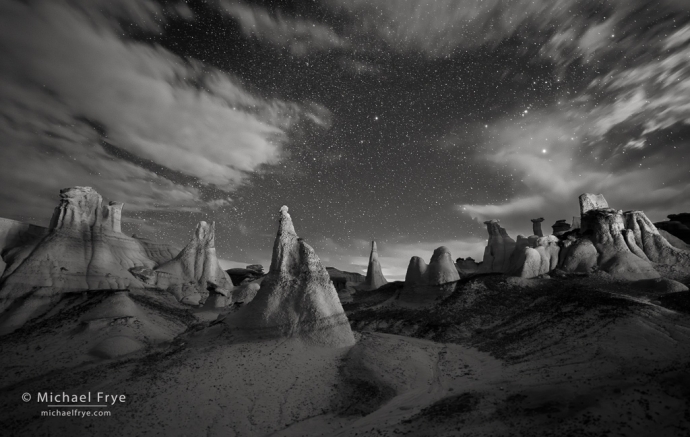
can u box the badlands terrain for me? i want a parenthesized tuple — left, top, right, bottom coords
(0, 187, 689, 436)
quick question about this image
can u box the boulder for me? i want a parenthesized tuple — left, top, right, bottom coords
(579, 193, 609, 215)
(356, 241, 388, 291)
(531, 217, 545, 237)
(477, 220, 516, 273)
(224, 206, 355, 347)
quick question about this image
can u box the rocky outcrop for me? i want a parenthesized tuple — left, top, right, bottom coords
(227, 266, 265, 286)
(623, 210, 690, 270)
(356, 241, 388, 291)
(455, 257, 479, 276)
(155, 221, 234, 305)
(509, 235, 560, 278)
(655, 214, 690, 245)
(579, 193, 608, 215)
(477, 220, 516, 273)
(551, 219, 571, 234)
(224, 206, 355, 347)
(398, 248, 460, 307)
(426, 246, 461, 285)
(531, 218, 545, 237)
(556, 195, 690, 280)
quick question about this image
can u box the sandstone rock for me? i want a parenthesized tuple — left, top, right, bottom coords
(426, 246, 460, 285)
(477, 220, 516, 273)
(224, 206, 355, 347)
(455, 257, 479, 276)
(551, 219, 571, 234)
(623, 210, 690, 270)
(227, 268, 264, 286)
(155, 221, 234, 305)
(531, 218, 545, 237)
(579, 193, 609, 215)
(356, 241, 388, 291)
(0, 188, 184, 333)
(558, 237, 597, 273)
(571, 216, 582, 230)
(509, 235, 560, 278)
(404, 256, 428, 286)
(658, 230, 690, 251)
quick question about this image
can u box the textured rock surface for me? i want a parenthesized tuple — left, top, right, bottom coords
(509, 235, 560, 278)
(552, 219, 572, 234)
(356, 241, 388, 291)
(426, 246, 460, 285)
(531, 217, 545, 237)
(633, 278, 689, 293)
(477, 220, 516, 273)
(224, 206, 355, 347)
(404, 256, 428, 286)
(623, 210, 690, 270)
(455, 257, 479, 276)
(579, 193, 609, 215)
(155, 221, 234, 305)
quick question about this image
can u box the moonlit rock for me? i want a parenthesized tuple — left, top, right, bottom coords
(224, 205, 355, 347)
(579, 193, 609, 215)
(426, 246, 460, 285)
(509, 235, 560, 278)
(531, 217, 545, 237)
(477, 219, 516, 273)
(357, 240, 388, 291)
(0, 187, 179, 334)
(155, 221, 234, 305)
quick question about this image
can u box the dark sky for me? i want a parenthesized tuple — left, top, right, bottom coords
(1, 0, 689, 279)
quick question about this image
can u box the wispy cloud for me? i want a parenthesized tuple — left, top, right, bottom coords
(0, 0, 325, 224)
(219, 0, 347, 56)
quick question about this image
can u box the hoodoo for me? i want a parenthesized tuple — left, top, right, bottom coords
(155, 221, 233, 305)
(531, 217, 545, 237)
(357, 240, 388, 291)
(477, 220, 516, 273)
(224, 206, 355, 347)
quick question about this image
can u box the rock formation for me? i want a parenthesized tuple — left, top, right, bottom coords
(531, 217, 545, 237)
(571, 216, 582, 230)
(508, 235, 560, 278)
(455, 257, 479, 276)
(477, 220, 516, 273)
(551, 219, 571, 234)
(398, 248, 460, 307)
(557, 193, 690, 280)
(426, 246, 461, 285)
(579, 193, 608, 214)
(655, 214, 690, 245)
(154, 221, 234, 305)
(227, 266, 265, 286)
(224, 206, 355, 347)
(0, 187, 230, 334)
(356, 241, 388, 291)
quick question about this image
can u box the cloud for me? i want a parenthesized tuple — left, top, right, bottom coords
(218, 0, 347, 56)
(0, 0, 332, 226)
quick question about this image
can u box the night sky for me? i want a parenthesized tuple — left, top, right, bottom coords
(1, 0, 689, 279)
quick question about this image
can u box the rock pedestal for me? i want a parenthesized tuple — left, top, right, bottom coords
(224, 206, 355, 347)
(531, 218, 545, 237)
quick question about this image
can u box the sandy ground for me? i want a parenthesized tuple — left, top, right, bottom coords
(1, 275, 690, 436)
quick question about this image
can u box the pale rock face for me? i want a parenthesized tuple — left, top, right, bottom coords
(224, 206, 355, 347)
(477, 220, 516, 273)
(561, 207, 660, 280)
(426, 246, 460, 285)
(579, 193, 609, 215)
(0, 187, 182, 334)
(531, 218, 545, 237)
(455, 257, 479, 276)
(155, 221, 233, 305)
(623, 210, 690, 270)
(357, 241, 388, 291)
(508, 235, 560, 278)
